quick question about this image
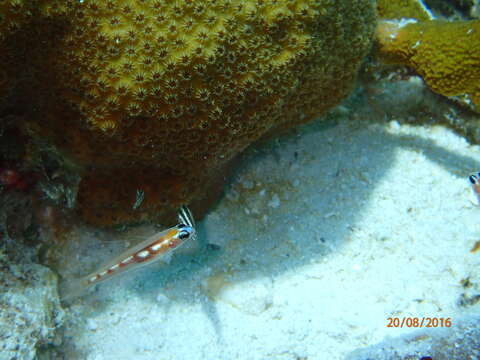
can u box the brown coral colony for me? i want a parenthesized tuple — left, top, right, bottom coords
(0, 0, 375, 226)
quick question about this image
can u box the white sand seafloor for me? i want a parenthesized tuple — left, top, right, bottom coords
(59, 84, 480, 359)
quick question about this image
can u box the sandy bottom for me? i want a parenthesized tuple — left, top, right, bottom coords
(59, 87, 480, 360)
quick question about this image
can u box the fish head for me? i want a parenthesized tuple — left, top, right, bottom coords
(469, 174, 480, 185)
(176, 223, 196, 242)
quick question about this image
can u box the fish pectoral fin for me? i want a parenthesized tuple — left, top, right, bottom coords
(161, 251, 173, 264)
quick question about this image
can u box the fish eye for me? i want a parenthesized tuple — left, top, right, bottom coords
(177, 225, 193, 239)
(178, 229, 191, 239)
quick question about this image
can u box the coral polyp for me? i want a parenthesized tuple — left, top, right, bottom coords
(2, 0, 376, 226)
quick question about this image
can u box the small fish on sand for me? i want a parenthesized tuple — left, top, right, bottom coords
(469, 173, 480, 205)
(61, 206, 196, 300)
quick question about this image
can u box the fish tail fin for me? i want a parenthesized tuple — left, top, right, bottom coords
(58, 276, 91, 302)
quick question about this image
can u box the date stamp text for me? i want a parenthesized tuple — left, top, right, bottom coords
(387, 317, 452, 328)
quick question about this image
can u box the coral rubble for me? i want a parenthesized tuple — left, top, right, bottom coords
(0, 250, 64, 359)
(2, 0, 376, 226)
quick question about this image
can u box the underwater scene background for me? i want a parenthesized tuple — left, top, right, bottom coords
(0, 0, 479, 359)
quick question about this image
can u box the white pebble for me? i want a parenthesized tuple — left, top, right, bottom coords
(226, 189, 239, 202)
(86, 319, 98, 331)
(156, 293, 170, 305)
(324, 212, 336, 219)
(268, 194, 280, 208)
(241, 179, 254, 189)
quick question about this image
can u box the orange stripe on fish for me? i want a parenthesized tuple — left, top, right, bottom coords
(61, 206, 196, 300)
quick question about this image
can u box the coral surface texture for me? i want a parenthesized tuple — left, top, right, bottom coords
(1, 0, 376, 226)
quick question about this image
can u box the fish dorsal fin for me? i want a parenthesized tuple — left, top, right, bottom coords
(178, 205, 195, 229)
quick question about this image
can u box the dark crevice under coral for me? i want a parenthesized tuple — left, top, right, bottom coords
(423, 0, 476, 19)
